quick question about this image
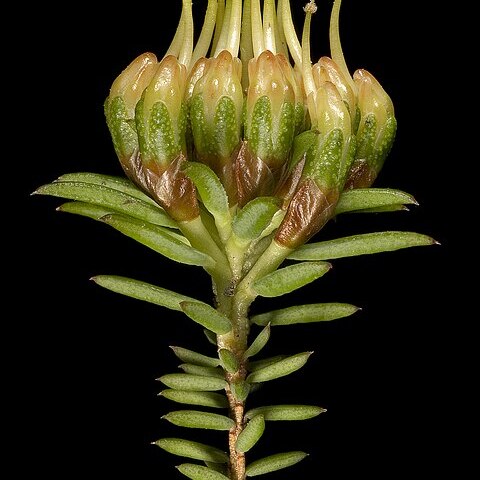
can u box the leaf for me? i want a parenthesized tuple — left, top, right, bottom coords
(91, 276, 197, 312)
(55, 172, 157, 205)
(252, 262, 331, 297)
(288, 231, 438, 261)
(246, 451, 308, 476)
(335, 188, 417, 215)
(154, 438, 228, 463)
(163, 410, 234, 430)
(352, 204, 409, 214)
(179, 364, 225, 379)
(230, 380, 250, 402)
(160, 390, 228, 409)
(204, 329, 217, 346)
(34, 181, 176, 228)
(180, 301, 232, 335)
(185, 162, 231, 241)
(244, 325, 271, 358)
(251, 303, 360, 326)
(100, 214, 214, 267)
(289, 130, 318, 172)
(58, 202, 189, 244)
(218, 349, 239, 373)
(247, 352, 313, 383)
(245, 405, 326, 421)
(177, 463, 229, 480)
(248, 355, 288, 372)
(204, 462, 228, 474)
(159, 374, 226, 391)
(170, 347, 220, 367)
(232, 197, 281, 243)
(236, 415, 265, 453)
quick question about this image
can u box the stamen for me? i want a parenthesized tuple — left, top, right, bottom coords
(227, 0, 242, 57)
(276, 0, 289, 57)
(166, 4, 185, 57)
(211, 0, 226, 55)
(263, 0, 277, 54)
(329, 0, 355, 92)
(191, 0, 218, 68)
(251, 0, 265, 58)
(179, 0, 194, 67)
(281, 0, 303, 67)
(302, 1, 317, 98)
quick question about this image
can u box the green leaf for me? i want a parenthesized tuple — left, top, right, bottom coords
(204, 462, 228, 474)
(185, 162, 231, 241)
(248, 355, 288, 372)
(58, 202, 189, 244)
(247, 352, 313, 383)
(288, 130, 318, 172)
(170, 347, 220, 368)
(177, 463, 229, 480)
(180, 301, 232, 335)
(204, 329, 217, 346)
(218, 349, 239, 373)
(244, 324, 271, 358)
(236, 415, 265, 453)
(230, 380, 250, 402)
(55, 172, 157, 205)
(154, 438, 228, 463)
(288, 231, 438, 261)
(179, 364, 225, 379)
(245, 405, 326, 421)
(159, 374, 226, 391)
(91, 276, 197, 312)
(253, 262, 331, 297)
(251, 303, 360, 326)
(335, 188, 417, 215)
(246, 451, 308, 476)
(100, 214, 214, 267)
(163, 410, 234, 430)
(160, 390, 228, 408)
(34, 181, 176, 228)
(350, 204, 409, 214)
(232, 197, 281, 244)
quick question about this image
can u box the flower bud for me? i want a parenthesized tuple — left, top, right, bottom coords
(276, 82, 356, 249)
(135, 55, 188, 173)
(189, 51, 243, 202)
(245, 51, 296, 170)
(104, 52, 157, 165)
(345, 69, 396, 189)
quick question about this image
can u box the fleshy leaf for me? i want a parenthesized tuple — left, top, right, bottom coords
(180, 301, 232, 334)
(230, 380, 250, 402)
(288, 130, 318, 172)
(177, 463, 229, 480)
(335, 188, 417, 215)
(204, 461, 228, 474)
(252, 262, 331, 297)
(159, 374, 226, 391)
(34, 181, 176, 228)
(288, 231, 438, 261)
(185, 162, 231, 241)
(218, 349, 239, 373)
(245, 405, 326, 421)
(100, 214, 214, 267)
(247, 352, 313, 383)
(248, 355, 288, 372)
(55, 172, 157, 205)
(236, 415, 265, 453)
(160, 390, 228, 409)
(251, 303, 359, 326)
(170, 347, 220, 368)
(163, 410, 235, 430)
(91, 276, 197, 312)
(244, 324, 271, 358)
(232, 197, 281, 244)
(154, 438, 228, 463)
(179, 364, 225, 379)
(204, 329, 217, 346)
(246, 451, 308, 476)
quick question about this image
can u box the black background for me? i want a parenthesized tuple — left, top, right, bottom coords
(22, 1, 457, 478)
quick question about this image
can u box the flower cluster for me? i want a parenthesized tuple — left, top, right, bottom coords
(105, 0, 396, 248)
